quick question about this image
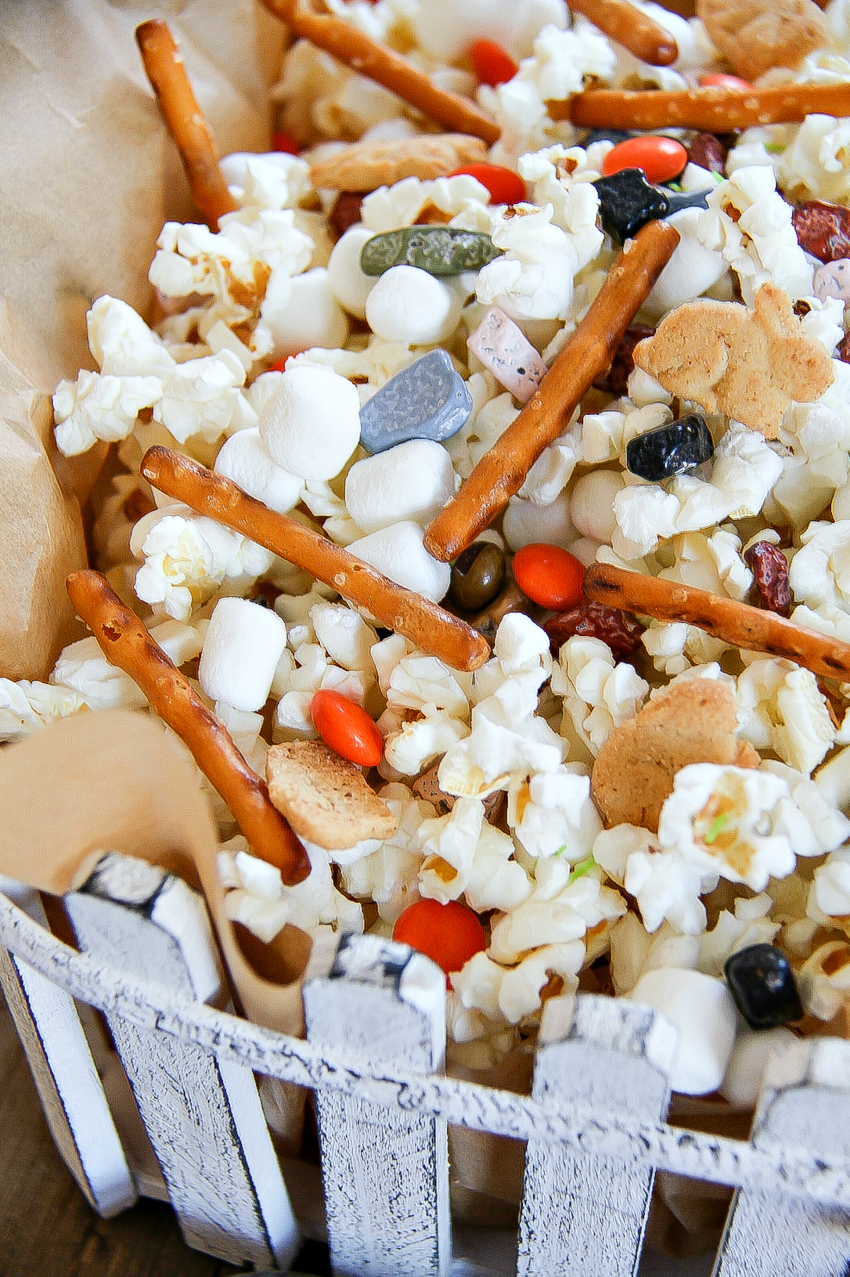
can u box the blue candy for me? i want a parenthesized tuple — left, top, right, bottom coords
(359, 349, 472, 454)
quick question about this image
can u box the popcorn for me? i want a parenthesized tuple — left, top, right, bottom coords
(0, 678, 87, 742)
(507, 765, 602, 860)
(736, 658, 835, 775)
(552, 635, 649, 754)
(53, 371, 163, 456)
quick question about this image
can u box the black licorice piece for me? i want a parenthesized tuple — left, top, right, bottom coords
(582, 128, 632, 146)
(360, 226, 502, 277)
(724, 944, 804, 1029)
(664, 188, 712, 214)
(593, 169, 670, 244)
(626, 413, 714, 482)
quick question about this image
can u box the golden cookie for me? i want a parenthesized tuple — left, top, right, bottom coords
(309, 133, 488, 192)
(632, 282, 834, 440)
(266, 739, 397, 849)
(697, 0, 828, 82)
(590, 680, 758, 832)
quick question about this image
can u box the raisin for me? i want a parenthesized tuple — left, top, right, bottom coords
(791, 200, 850, 264)
(543, 600, 645, 657)
(743, 541, 792, 617)
(838, 331, 850, 365)
(328, 191, 365, 238)
(593, 323, 655, 396)
(687, 132, 726, 175)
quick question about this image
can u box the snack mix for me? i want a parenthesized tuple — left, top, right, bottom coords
(9, 0, 850, 1104)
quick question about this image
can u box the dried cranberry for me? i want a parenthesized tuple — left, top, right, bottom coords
(329, 191, 365, 238)
(544, 600, 645, 657)
(687, 132, 726, 175)
(791, 200, 850, 264)
(838, 331, 850, 365)
(743, 541, 792, 617)
(593, 323, 655, 397)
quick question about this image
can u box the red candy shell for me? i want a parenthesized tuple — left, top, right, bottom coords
(699, 72, 753, 91)
(449, 162, 525, 205)
(470, 38, 519, 87)
(272, 130, 300, 155)
(310, 689, 384, 766)
(393, 898, 486, 983)
(601, 136, 688, 185)
(512, 544, 586, 611)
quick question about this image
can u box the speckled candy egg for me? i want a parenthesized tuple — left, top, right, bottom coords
(814, 258, 850, 303)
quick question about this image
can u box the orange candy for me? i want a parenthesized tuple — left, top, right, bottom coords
(310, 689, 384, 766)
(699, 72, 753, 91)
(449, 162, 525, 205)
(601, 136, 688, 185)
(470, 38, 519, 87)
(393, 898, 486, 983)
(512, 544, 586, 611)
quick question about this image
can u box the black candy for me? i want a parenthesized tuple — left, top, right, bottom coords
(664, 188, 712, 214)
(593, 169, 669, 244)
(626, 413, 714, 481)
(724, 944, 804, 1030)
(582, 128, 632, 147)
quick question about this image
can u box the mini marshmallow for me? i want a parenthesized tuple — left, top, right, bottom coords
(503, 490, 575, 551)
(262, 266, 349, 359)
(199, 596, 287, 711)
(643, 209, 729, 318)
(365, 265, 461, 345)
(345, 439, 456, 534)
(258, 364, 361, 481)
(348, 520, 451, 602)
(327, 225, 376, 320)
(214, 427, 302, 513)
(720, 1026, 796, 1109)
(570, 470, 626, 543)
(630, 966, 738, 1095)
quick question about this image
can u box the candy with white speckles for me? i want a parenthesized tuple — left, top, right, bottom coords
(359, 348, 472, 453)
(466, 306, 548, 403)
(814, 258, 850, 303)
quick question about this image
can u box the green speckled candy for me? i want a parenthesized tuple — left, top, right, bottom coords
(359, 226, 502, 277)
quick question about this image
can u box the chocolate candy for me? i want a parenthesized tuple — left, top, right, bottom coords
(466, 305, 548, 403)
(593, 168, 671, 244)
(449, 541, 505, 611)
(359, 226, 502, 277)
(602, 136, 688, 185)
(792, 199, 850, 264)
(724, 943, 803, 1029)
(582, 128, 631, 146)
(626, 412, 714, 481)
(358, 348, 473, 453)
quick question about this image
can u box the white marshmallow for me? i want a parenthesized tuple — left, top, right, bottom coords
(720, 1027, 796, 1109)
(345, 439, 455, 534)
(503, 490, 574, 550)
(199, 597, 287, 712)
(365, 265, 460, 345)
(643, 209, 729, 318)
(568, 536, 603, 567)
(263, 266, 349, 359)
(630, 967, 738, 1095)
(258, 364, 361, 481)
(214, 427, 302, 513)
(327, 226, 376, 320)
(348, 520, 451, 602)
(570, 469, 626, 543)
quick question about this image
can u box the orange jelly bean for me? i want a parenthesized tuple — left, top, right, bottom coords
(449, 162, 525, 205)
(699, 72, 753, 91)
(601, 136, 688, 185)
(470, 38, 519, 87)
(512, 544, 586, 611)
(310, 688, 384, 766)
(393, 898, 486, 984)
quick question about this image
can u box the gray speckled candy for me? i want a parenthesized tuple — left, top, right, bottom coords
(360, 226, 502, 277)
(359, 349, 473, 453)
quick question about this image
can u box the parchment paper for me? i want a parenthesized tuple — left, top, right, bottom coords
(0, 0, 285, 678)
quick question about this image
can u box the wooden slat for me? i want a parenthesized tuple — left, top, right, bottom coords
(713, 1037, 850, 1277)
(0, 878, 136, 1218)
(517, 994, 677, 1276)
(303, 933, 450, 1277)
(63, 853, 299, 1270)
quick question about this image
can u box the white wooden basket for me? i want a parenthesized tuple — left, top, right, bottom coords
(1, 851, 849, 1277)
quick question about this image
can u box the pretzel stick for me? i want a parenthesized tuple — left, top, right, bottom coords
(583, 563, 850, 682)
(136, 20, 238, 229)
(423, 219, 680, 563)
(140, 447, 491, 672)
(65, 570, 311, 885)
(259, 0, 500, 145)
(568, 0, 677, 65)
(561, 80, 850, 131)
